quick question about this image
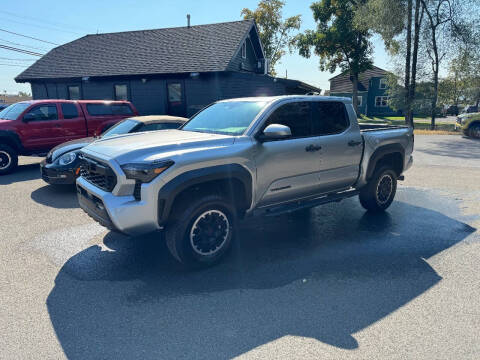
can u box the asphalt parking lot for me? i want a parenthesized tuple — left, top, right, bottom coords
(1, 135, 479, 360)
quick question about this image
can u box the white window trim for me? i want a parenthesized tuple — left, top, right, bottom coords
(241, 41, 246, 59)
(353, 96, 363, 106)
(375, 96, 389, 107)
(379, 78, 387, 89)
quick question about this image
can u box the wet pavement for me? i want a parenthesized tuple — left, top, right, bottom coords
(1, 135, 479, 359)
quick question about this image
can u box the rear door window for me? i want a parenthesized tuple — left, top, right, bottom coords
(61, 103, 79, 119)
(311, 102, 349, 135)
(263, 102, 312, 138)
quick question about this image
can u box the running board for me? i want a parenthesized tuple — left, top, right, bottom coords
(253, 189, 360, 217)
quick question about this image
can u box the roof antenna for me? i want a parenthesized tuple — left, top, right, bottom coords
(187, 14, 191, 28)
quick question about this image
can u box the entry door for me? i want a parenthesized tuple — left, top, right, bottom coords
(255, 102, 324, 207)
(19, 104, 65, 151)
(311, 101, 363, 193)
(166, 81, 186, 117)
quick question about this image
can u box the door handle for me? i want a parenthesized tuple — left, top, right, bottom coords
(305, 144, 322, 152)
(348, 140, 362, 146)
(54, 124, 62, 128)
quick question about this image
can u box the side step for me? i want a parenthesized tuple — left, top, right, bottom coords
(254, 189, 360, 217)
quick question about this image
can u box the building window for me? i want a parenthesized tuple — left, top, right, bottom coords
(242, 41, 246, 59)
(67, 86, 80, 100)
(375, 96, 389, 107)
(353, 96, 362, 106)
(167, 83, 182, 103)
(379, 78, 387, 89)
(114, 84, 128, 101)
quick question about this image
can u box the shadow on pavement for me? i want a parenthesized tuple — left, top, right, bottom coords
(47, 190, 475, 359)
(0, 163, 40, 185)
(30, 184, 78, 209)
(416, 136, 480, 160)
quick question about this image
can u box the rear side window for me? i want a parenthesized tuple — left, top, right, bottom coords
(61, 103, 78, 119)
(86, 104, 112, 116)
(263, 102, 312, 138)
(112, 104, 133, 115)
(24, 105, 58, 121)
(312, 102, 349, 135)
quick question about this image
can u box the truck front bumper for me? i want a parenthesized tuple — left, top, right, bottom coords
(76, 177, 160, 236)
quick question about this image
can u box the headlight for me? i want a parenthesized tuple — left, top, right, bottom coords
(58, 151, 78, 166)
(121, 160, 174, 183)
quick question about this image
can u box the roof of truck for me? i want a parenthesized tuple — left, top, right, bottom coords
(217, 95, 352, 103)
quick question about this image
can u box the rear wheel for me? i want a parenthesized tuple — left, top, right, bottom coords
(165, 194, 236, 268)
(359, 166, 397, 212)
(468, 123, 480, 139)
(0, 144, 18, 175)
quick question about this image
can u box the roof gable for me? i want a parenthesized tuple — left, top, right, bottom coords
(16, 20, 258, 82)
(329, 66, 389, 93)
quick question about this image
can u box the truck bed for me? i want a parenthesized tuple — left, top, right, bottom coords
(359, 123, 410, 132)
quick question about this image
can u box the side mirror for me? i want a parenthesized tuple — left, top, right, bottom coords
(259, 124, 292, 141)
(23, 113, 35, 122)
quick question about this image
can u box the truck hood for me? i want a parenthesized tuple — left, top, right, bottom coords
(0, 119, 13, 128)
(82, 130, 236, 164)
(48, 137, 95, 161)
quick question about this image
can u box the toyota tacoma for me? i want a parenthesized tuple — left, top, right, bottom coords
(77, 96, 414, 268)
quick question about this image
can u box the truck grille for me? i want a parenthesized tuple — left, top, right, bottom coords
(79, 155, 117, 192)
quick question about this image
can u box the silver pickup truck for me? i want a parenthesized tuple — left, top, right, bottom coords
(77, 95, 414, 268)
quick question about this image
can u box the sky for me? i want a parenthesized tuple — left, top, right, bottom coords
(0, 0, 393, 95)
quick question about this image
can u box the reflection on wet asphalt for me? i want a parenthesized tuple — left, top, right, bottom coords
(44, 187, 477, 359)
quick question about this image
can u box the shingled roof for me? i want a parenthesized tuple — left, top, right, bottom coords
(329, 66, 389, 93)
(16, 20, 261, 82)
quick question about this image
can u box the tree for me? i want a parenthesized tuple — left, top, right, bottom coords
(356, 0, 425, 127)
(295, 0, 373, 114)
(18, 91, 31, 97)
(241, 0, 301, 76)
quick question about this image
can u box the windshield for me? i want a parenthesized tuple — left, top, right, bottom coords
(0, 102, 30, 120)
(182, 101, 267, 135)
(101, 119, 140, 138)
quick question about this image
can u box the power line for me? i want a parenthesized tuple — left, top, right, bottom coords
(0, 37, 49, 51)
(0, 45, 43, 57)
(0, 10, 94, 33)
(0, 28, 59, 45)
(0, 63, 29, 67)
(0, 16, 83, 36)
(0, 57, 35, 61)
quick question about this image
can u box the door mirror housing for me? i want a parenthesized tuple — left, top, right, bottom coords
(259, 124, 292, 141)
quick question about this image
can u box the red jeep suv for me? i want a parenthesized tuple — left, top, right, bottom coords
(0, 100, 137, 174)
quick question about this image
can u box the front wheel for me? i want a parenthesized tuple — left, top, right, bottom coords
(468, 123, 480, 139)
(165, 194, 236, 268)
(0, 144, 18, 175)
(359, 166, 397, 212)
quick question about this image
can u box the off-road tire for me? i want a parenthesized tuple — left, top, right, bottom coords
(468, 123, 480, 139)
(165, 194, 236, 268)
(0, 144, 18, 175)
(359, 166, 397, 212)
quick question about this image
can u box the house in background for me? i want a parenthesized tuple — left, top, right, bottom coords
(15, 19, 319, 117)
(329, 66, 399, 117)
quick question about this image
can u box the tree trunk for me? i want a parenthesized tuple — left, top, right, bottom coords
(409, 0, 423, 129)
(404, 0, 413, 127)
(431, 69, 439, 129)
(352, 73, 359, 116)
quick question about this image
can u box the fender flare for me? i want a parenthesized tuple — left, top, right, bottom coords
(157, 164, 253, 225)
(0, 130, 23, 152)
(366, 143, 405, 179)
